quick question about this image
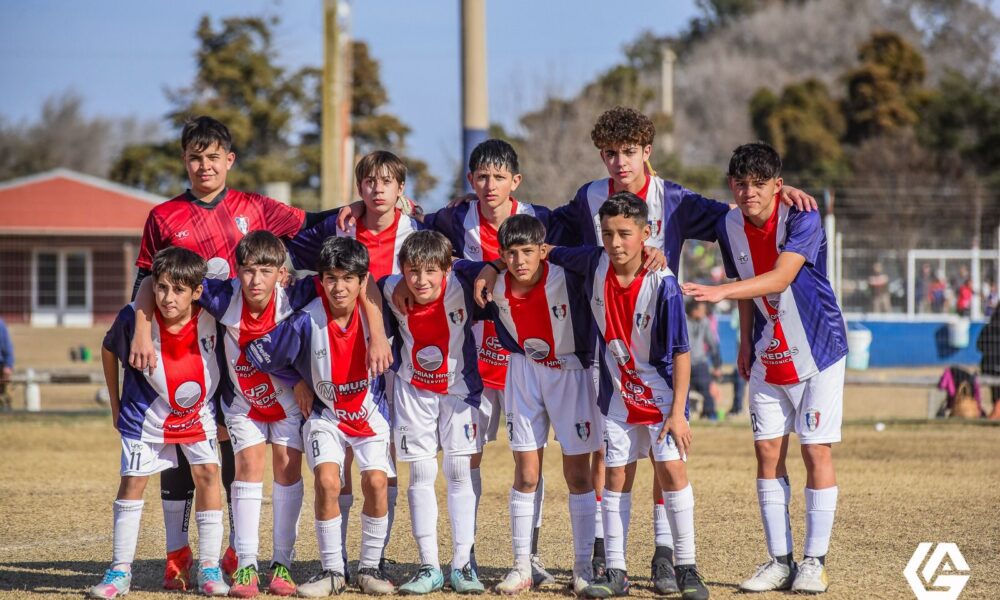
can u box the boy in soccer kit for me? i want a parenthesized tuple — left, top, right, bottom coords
(683, 143, 847, 594)
(477, 215, 602, 595)
(285, 150, 420, 580)
(131, 116, 348, 589)
(246, 237, 396, 596)
(546, 193, 710, 600)
(91, 247, 229, 598)
(378, 231, 488, 594)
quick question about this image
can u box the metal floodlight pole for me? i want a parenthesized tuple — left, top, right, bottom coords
(460, 0, 488, 193)
(322, 0, 350, 209)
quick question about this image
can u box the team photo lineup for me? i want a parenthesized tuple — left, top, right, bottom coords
(84, 102, 851, 600)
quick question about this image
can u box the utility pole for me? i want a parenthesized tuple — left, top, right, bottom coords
(322, 0, 351, 209)
(658, 46, 676, 156)
(460, 0, 488, 193)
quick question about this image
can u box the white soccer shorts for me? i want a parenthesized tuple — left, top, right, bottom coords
(602, 394, 684, 468)
(749, 357, 845, 444)
(119, 437, 219, 477)
(392, 378, 482, 462)
(224, 412, 304, 454)
(302, 416, 395, 478)
(479, 387, 503, 445)
(504, 353, 603, 455)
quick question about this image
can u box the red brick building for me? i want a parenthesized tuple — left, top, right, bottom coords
(0, 169, 164, 326)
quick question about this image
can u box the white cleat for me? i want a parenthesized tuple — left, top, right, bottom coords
(570, 563, 593, 597)
(738, 558, 796, 592)
(530, 555, 556, 587)
(495, 565, 532, 595)
(791, 557, 829, 594)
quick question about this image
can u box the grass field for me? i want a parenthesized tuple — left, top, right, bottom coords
(1, 414, 997, 600)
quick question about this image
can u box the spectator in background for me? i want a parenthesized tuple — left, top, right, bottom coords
(955, 265, 973, 317)
(930, 270, 949, 313)
(728, 310, 746, 416)
(686, 300, 722, 421)
(976, 307, 1000, 420)
(916, 263, 933, 313)
(0, 318, 13, 411)
(984, 282, 998, 318)
(868, 261, 891, 313)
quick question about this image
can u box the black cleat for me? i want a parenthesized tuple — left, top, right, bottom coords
(591, 538, 606, 579)
(675, 565, 709, 600)
(650, 547, 679, 594)
(378, 557, 397, 585)
(582, 568, 630, 598)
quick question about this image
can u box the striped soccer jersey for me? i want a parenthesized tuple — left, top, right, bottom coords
(548, 246, 689, 424)
(286, 208, 422, 281)
(245, 279, 390, 438)
(378, 261, 486, 406)
(104, 304, 222, 443)
(716, 204, 847, 385)
(424, 198, 553, 389)
(199, 277, 317, 422)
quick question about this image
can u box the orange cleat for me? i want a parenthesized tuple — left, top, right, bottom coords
(163, 545, 194, 591)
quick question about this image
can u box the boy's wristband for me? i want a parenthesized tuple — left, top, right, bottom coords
(485, 261, 502, 274)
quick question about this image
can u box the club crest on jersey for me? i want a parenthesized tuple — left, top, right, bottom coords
(575, 421, 592, 441)
(234, 215, 250, 235)
(635, 313, 651, 330)
(805, 409, 821, 432)
(738, 251, 749, 264)
(200, 335, 215, 353)
(449, 308, 465, 324)
(550, 304, 568, 321)
(464, 422, 478, 442)
(651, 219, 663, 236)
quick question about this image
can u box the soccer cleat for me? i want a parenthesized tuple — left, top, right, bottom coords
(198, 565, 231, 596)
(398, 564, 444, 595)
(790, 557, 828, 594)
(267, 563, 296, 596)
(164, 545, 194, 591)
(357, 566, 396, 595)
(221, 547, 238, 580)
(450, 562, 486, 594)
(650, 552, 679, 594)
(591, 538, 606, 579)
(582, 567, 630, 598)
(296, 570, 347, 597)
(570, 563, 593, 596)
(738, 558, 795, 592)
(530, 555, 556, 587)
(88, 569, 132, 599)
(228, 565, 260, 598)
(342, 549, 353, 584)
(674, 565, 709, 600)
(378, 557, 397, 584)
(495, 564, 532, 595)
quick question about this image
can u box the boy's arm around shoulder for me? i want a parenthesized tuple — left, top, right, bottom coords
(362, 276, 393, 376)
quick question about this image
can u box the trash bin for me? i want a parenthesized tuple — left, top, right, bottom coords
(948, 317, 970, 349)
(846, 323, 872, 370)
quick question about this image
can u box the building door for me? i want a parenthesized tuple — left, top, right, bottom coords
(32, 249, 92, 326)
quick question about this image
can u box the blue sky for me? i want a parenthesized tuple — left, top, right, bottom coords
(0, 0, 699, 200)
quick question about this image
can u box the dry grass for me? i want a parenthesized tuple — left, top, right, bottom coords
(1, 415, 998, 599)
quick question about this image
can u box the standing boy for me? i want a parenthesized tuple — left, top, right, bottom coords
(378, 231, 487, 594)
(91, 248, 228, 598)
(247, 237, 396, 596)
(683, 142, 847, 594)
(481, 215, 602, 595)
(547, 194, 709, 600)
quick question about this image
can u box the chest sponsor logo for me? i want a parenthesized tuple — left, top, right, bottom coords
(173, 380, 204, 409)
(523, 338, 551, 362)
(415, 345, 444, 371)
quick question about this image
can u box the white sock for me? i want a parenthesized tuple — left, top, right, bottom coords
(196, 510, 224, 566)
(384, 485, 398, 555)
(272, 480, 304, 567)
(509, 488, 535, 563)
(601, 490, 630, 571)
(444, 455, 476, 570)
(654, 500, 674, 548)
(804, 486, 838, 558)
(594, 495, 604, 540)
(665, 484, 696, 566)
(408, 459, 439, 566)
(568, 492, 597, 574)
(232, 481, 263, 568)
(111, 499, 144, 568)
(758, 477, 793, 558)
(162, 499, 190, 552)
(316, 516, 345, 573)
(360, 513, 389, 569)
(338, 493, 354, 560)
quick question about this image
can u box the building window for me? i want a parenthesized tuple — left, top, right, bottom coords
(32, 249, 92, 326)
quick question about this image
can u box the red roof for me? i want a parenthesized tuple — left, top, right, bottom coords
(0, 169, 165, 236)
